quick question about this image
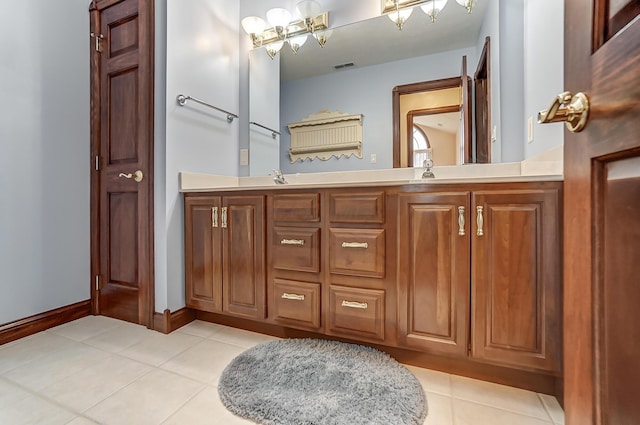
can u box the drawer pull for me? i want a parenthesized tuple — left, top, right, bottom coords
(281, 293, 305, 301)
(341, 300, 368, 309)
(280, 239, 305, 246)
(341, 242, 368, 249)
(458, 206, 465, 236)
(221, 207, 228, 229)
(211, 207, 218, 228)
(476, 205, 484, 236)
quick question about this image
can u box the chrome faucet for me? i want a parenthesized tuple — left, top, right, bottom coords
(422, 148, 435, 178)
(272, 169, 287, 184)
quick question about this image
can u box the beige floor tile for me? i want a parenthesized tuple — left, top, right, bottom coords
(177, 320, 226, 339)
(539, 393, 565, 424)
(206, 325, 279, 348)
(39, 353, 152, 412)
(453, 398, 553, 425)
(83, 321, 154, 353)
(451, 375, 550, 420)
(0, 379, 75, 425)
(162, 386, 254, 425)
(119, 329, 204, 366)
(0, 331, 74, 374)
(3, 342, 110, 392)
(48, 315, 122, 341)
(423, 391, 453, 425)
(405, 365, 452, 396)
(84, 369, 205, 425)
(161, 339, 245, 385)
(65, 417, 101, 425)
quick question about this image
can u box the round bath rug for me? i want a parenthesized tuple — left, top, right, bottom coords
(218, 338, 427, 425)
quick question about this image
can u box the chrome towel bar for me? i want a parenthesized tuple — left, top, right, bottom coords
(176, 94, 238, 123)
(250, 121, 280, 139)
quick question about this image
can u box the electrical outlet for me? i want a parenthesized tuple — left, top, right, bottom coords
(528, 116, 534, 143)
(240, 149, 249, 165)
(370, 154, 377, 164)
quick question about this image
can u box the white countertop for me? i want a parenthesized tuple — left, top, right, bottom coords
(180, 158, 562, 192)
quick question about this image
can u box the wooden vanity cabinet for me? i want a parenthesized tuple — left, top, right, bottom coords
(471, 187, 562, 373)
(267, 192, 323, 331)
(184, 194, 265, 320)
(325, 190, 394, 344)
(397, 191, 471, 357)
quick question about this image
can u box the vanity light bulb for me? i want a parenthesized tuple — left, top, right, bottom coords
(289, 34, 308, 54)
(265, 41, 285, 59)
(266, 8, 292, 31)
(388, 7, 413, 30)
(313, 29, 332, 47)
(420, 0, 449, 23)
(295, 0, 321, 20)
(241, 16, 266, 36)
(455, 0, 476, 13)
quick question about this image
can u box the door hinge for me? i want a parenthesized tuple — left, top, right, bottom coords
(95, 275, 100, 291)
(90, 32, 104, 52)
(95, 155, 100, 171)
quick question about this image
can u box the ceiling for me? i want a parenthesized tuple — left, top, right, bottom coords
(279, 1, 489, 81)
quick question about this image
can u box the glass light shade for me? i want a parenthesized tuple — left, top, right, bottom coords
(420, 0, 449, 22)
(288, 34, 308, 54)
(265, 41, 285, 59)
(387, 7, 413, 30)
(456, 0, 476, 13)
(241, 16, 266, 35)
(313, 29, 332, 47)
(266, 8, 292, 29)
(296, 0, 321, 20)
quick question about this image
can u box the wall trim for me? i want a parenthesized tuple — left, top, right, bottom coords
(0, 300, 91, 345)
(153, 308, 196, 334)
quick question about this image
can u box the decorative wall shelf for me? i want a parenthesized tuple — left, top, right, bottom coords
(288, 110, 363, 162)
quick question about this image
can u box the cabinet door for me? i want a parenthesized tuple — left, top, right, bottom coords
(471, 187, 561, 372)
(398, 192, 470, 356)
(184, 196, 222, 312)
(222, 195, 266, 319)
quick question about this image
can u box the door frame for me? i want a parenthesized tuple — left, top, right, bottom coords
(89, 0, 155, 328)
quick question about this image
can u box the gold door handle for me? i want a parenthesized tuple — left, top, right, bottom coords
(476, 206, 484, 236)
(118, 170, 143, 182)
(538, 91, 590, 132)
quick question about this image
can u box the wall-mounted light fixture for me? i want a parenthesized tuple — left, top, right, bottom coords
(382, 0, 477, 28)
(241, 0, 329, 58)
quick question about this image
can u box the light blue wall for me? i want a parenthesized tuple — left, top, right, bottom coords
(0, 0, 91, 324)
(280, 47, 476, 173)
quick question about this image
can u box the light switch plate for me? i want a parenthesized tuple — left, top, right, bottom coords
(528, 116, 534, 143)
(240, 149, 249, 165)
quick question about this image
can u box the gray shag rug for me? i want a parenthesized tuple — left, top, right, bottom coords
(218, 338, 427, 425)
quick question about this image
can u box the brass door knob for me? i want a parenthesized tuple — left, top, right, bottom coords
(118, 170, 144, 182)
(538, 91, 590, 132)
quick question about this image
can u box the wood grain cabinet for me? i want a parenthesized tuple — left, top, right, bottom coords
(471, 187, 562, 373)
(397, 191, 471, 357)
(184, 194, 265, 320)
(267, 193, 322, 331)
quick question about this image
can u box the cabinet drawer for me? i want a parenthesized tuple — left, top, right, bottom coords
(329, 229, 385, 278)
(273, 193, 320, 222)
(272, 227, 320, 273)
(329, 192, 384, 223)
(329, 286, 385, 340)
(272, 279, 321, 329)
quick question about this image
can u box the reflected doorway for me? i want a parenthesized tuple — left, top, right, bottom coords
(410, 108, 461, 167)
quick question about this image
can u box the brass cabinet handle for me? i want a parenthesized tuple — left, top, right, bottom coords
(211, 207, 218, 228)
(476, 205, 484, 236)
(280, 239, 305, 246)
(341, 242, 368, 249)
(118, 170, 143, 182)
(341, 300, 368, 309)
(221, 207, 227, 228)
(538, 91, 590, 132)
(458, 206, 465, 236)
(281, 293, 305, 301)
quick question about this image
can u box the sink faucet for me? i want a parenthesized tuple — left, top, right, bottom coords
(422, 150, 435, 178)
(272, 169, 287, 184)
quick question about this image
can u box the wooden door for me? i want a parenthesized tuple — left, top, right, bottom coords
(563, 1, 640, 423)
(90, 0, 154, 326)
(222, 196, 266, 319)
(471, 186, 562, 373)
(184, 196, 223, 313)
(397, 191, 470, 357)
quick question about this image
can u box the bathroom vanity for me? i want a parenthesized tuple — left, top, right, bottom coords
(181, 163, 563, 396)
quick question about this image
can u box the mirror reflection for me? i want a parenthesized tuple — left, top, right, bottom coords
(247, 0, 564, 175)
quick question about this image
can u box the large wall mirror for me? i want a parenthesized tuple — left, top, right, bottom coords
(247, 0, 564, 175)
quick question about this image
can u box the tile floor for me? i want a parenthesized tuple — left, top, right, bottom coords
(0, 316, 565, 425)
